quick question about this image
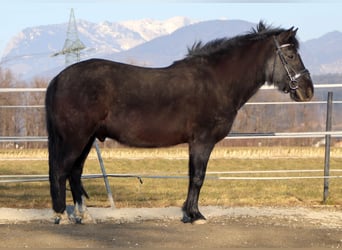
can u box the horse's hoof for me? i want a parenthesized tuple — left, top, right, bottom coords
(192, 219, 207, 225)
(72, 211, 95, 224)
(68, 213, 84, 224)
(53, 212, 70, 224)
(181, 214, 192, 223)
(75, 217, 82, 224)
(54, 217, 61, 224)
(181, 218, 191, 223)
(181, 214, 206, 224)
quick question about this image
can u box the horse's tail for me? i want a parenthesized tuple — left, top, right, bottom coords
(45, 76, 63, 205)
(45, 76, 60, 165)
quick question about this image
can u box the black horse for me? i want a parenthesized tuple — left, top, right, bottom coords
(45, 22, 313, 224)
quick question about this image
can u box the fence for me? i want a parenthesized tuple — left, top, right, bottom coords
(0, 85, 342, 206)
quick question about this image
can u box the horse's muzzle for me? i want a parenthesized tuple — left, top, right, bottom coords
(290, 85, 314, 102)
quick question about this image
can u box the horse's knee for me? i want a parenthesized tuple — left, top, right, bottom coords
(192, 175, 204, 187)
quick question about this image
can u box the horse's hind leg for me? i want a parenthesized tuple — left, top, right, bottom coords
(49, 169, 67, 224)
(49, 146, 77, 224)
(68, 168, 88, 224)
(69, 137, 95, 224)
(49, 136, 93, 224)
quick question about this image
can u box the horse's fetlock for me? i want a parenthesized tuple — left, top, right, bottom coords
(53, 212, 70, 224)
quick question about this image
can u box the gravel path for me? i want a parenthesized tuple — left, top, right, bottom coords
(1, 206, 341, 248)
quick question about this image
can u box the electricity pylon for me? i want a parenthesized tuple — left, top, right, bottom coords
(52, 8, 85, 66)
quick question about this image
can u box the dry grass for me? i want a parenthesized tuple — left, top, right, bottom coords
(2, 146, 342, 160)
(0, 146, 342, 209)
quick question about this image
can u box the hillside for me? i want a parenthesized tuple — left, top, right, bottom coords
(1, 18, 342, 81)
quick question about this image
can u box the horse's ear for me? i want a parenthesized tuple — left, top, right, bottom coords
(278, 27, 298, 43)
(292, 27, 298, 36)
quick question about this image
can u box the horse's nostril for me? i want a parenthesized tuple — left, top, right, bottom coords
(307, 87, 314, 100)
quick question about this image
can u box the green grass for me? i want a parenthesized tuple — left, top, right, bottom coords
(0, 147, 341, 209)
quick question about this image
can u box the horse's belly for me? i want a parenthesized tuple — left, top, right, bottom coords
(105, 116, 189, 148)
(118, 127, 188, 148)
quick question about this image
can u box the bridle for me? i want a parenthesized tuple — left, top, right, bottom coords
(272, 36, 310, 93)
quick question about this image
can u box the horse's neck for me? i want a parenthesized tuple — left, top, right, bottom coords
(217, 42, 271, 110)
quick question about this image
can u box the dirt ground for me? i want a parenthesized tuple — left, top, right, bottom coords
(0, 206, 341, 248)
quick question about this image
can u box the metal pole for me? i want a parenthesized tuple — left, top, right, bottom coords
(94, 140, 115, 208)
(323, 92, 333, 203)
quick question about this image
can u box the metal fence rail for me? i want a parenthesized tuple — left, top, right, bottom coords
(1, 169, 342, 184)
(2, 131, 342, 143)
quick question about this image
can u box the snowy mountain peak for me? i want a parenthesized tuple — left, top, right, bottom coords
(119, 16, 198, 41)
(2, 16, 196, 59)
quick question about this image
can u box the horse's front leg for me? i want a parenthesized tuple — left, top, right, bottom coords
(182, 142, 214, 224)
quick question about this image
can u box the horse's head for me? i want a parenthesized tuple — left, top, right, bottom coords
(267, 28, 314, 102)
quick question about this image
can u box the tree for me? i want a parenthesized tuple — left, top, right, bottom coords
(0, 68, 48, 148)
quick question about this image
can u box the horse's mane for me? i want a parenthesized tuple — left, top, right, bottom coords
(186, 21, 299, 60)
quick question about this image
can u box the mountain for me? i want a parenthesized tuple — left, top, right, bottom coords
(111, 19, 255, 67)
(301, 31, 342, 74)
(2, 16, 196, 57)
(0, 17, 196, 79)
(1, 17, 342, 82)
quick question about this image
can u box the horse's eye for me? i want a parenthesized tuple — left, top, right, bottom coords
(287, 54, 295, 60)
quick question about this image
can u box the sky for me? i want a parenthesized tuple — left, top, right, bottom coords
(1, 0, 342, 56)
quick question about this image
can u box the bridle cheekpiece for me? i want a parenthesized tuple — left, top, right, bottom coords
(273, 36, 310, 93)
